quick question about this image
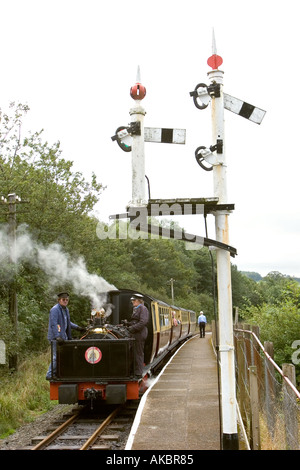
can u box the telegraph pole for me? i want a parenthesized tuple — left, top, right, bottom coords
(8, 193, 19, 369)
(0, 193, 29, 369)
(168, 278, 175, 304)
(0, 193, 27, 369)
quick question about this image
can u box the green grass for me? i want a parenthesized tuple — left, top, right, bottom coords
(0, 349, 57, 437)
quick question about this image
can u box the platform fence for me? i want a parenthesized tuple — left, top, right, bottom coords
(233, 324, 300, 450)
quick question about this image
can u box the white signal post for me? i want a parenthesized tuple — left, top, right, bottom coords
(113, 67, 186, 210)
(207, 41, 239, 449)
(128, 66, 147, 208)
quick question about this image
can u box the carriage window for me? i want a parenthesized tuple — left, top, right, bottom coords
(182, 312, 188, 323)
(159, 307, 164, 327)
(159, 306, 170, 327)
(164, 308, 169, 326)
(152, 304, 157, 330)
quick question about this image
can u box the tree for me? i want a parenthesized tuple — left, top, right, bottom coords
(240, 272, 300, 380)
(0, 102, 103, 250)
(259, 271, 300, 306)
(231, 265, 264, 310)
(129, 238, 197, 299)
(0, 102, 105, 361)
(242, 300, 300, 375)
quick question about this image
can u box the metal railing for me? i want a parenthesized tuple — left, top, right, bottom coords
(233, 325, 300, 450)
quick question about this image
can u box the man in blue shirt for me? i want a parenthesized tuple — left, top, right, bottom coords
(46, 292, 84, 379)
(197, 311, 207, 338)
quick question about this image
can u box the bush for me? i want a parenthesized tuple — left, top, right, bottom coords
(0, 350, 56, 437)
(241, 300, 300, 374)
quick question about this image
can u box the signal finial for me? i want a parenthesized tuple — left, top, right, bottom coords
(207, 28, 223, 70)
(136, 65, 141, 83)
(130, 65, 146, 101)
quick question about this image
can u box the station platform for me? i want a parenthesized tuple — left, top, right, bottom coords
(126, 333, 221, 450)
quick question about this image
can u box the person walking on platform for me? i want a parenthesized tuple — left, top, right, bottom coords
(198, 310, 207, 338)
(128, 293, 149, 377)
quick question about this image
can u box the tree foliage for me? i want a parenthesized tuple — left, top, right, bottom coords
(0, 102, 103, 249)
(240, 272, 300, 376)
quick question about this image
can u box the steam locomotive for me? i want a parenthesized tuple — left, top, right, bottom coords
(49, 289, 197, 406)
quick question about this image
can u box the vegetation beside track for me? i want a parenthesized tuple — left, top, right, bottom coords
(0, 349, 56, 437)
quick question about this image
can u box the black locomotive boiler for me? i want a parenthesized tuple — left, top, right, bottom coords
(49, 289, 197, 406)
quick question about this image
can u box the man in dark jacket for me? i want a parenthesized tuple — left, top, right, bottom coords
(128, 294, 149, 377)
(46, 292, 84, 379)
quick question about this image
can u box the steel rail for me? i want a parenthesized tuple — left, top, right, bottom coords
(31, 409, 82, 450)
(80, 405, 123, 450)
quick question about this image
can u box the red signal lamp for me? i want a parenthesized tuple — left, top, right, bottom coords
(130, 82, 146, 100)
(207, 54, 223, 70)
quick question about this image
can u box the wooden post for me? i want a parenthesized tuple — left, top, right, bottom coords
(251, 325, 260, 367)
(282, 363, 299, 450)
(243, 324, 251, 385)
(249, 365, 261, 450)
(234, 306, 239, 324)
(251, 325, 263, 403)
(236, 339, 247, 427)
(211, 320, 216, 348)
(264, 341, 276, 438)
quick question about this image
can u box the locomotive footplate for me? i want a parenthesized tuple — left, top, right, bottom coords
(50, 380, 141, 403)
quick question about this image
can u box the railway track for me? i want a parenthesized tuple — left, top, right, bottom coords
(24, 401, 139, 450)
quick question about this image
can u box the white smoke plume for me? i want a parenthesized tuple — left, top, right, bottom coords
(0, 224, 117, 309)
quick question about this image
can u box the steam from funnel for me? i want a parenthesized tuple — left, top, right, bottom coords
(0, 224, 117, 307)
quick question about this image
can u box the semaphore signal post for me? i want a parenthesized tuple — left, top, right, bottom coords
(190, 32, 265, 449)
(110, 34, 266, 450)
(204, 42, 239, 451)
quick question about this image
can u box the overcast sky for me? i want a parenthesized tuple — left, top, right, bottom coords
(1, 0, 299, 278)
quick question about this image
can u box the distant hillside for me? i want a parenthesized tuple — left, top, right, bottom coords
(241, 271, 262, 282)
(241, 271, 300, 284)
